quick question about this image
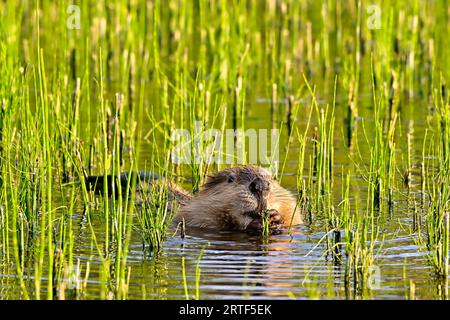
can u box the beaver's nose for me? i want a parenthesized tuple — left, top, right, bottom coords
(249, 177, 269, 195)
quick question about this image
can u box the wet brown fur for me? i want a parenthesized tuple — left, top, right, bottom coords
(86, 165, 302, 231)
(172, 165, 302, 231)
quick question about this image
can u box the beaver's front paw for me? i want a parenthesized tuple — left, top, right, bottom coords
(246, 209, 284, 235)
(265, 209, 284, 234)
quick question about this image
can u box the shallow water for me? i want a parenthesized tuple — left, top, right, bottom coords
(62, 220, 443, 300)
(100, 88, 445, 299)
(1, 87, 448, 300)
(1, 86, 448, 300)
(2, 0, 450, 301)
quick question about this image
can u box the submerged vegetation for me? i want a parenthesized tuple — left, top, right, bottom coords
(0, 0, 449, 299)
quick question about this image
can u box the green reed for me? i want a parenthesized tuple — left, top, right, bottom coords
(1, 0, 450, 300)
(180, 245, 206, 300)
(343, 174, 381, 297)
(260, 210, 271, 238)
(303, 76, 335, 213)
(416, 77, 450, 279)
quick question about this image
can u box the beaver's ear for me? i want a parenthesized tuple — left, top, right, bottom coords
(202, 170, 235, 191)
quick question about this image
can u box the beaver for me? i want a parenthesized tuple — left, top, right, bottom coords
(85, 165, 302, 233)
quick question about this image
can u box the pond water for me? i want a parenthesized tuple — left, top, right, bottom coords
(56, 208, 442, 300)
(2, 86, 445, 300)
(1, 1, 449, 301)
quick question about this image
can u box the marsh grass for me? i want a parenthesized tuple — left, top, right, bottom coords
(135, 167, 176, 253)
(0, 0, 450, 300)
(415, 78, 450, 280)
(260, 210, 271, 238)
(181, 244, 207, 300)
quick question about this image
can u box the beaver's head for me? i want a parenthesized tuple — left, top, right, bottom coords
(199, 165, 272, 220)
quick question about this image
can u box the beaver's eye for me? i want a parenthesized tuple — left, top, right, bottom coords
(227, 174, 235, 183)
